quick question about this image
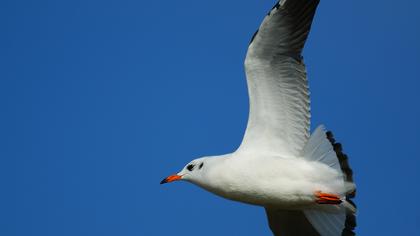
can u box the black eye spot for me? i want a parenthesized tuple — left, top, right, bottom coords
(187, 164, 195, 171)
(199, 163, 204, 169)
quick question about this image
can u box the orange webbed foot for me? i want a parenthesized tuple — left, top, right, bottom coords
(314, 191, 342, 205)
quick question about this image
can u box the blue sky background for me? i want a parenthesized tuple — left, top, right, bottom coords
(2, 0, 420, 235)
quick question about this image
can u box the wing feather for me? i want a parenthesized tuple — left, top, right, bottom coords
(265, 208, 320, 236)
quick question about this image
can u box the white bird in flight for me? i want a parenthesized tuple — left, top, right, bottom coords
(161, 0, 357, 235)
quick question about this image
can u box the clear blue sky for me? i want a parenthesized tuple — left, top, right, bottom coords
(2, 0, 420, 235)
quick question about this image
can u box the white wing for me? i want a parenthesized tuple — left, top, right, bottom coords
(237, 0, 319, 157)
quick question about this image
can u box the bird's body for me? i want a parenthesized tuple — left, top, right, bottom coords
(161, 0, 357, 235)
(190, 154, 344, 209)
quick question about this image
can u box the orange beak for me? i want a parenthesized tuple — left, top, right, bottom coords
(160, 174, 182, 184)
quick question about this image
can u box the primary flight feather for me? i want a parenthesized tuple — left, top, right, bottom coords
(161, 0, 357, 235)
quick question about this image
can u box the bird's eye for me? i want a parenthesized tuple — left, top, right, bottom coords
(199, 163, 204, 169)
(187, 164, 195, 171)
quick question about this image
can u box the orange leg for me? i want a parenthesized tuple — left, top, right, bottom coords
(314, 191, 342, 205)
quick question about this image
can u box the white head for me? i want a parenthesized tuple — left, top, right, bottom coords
(160, 157, 209, 185)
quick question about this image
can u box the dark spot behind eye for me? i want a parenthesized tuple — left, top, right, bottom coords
(199, 163, 204, 169)
(187, 164, 195, 171)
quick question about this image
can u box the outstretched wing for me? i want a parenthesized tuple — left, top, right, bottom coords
(237, 0, 319, 157)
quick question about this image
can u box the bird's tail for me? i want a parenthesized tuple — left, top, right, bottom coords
(301, 125, 357, 235)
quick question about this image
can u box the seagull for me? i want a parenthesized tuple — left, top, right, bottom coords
(161, 0, 357, 235)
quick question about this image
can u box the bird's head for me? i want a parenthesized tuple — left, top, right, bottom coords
(160, 157, 208, 185)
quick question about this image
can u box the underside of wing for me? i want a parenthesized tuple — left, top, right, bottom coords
(238, 0, 320, 157)
(265, 209, 320, 236)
